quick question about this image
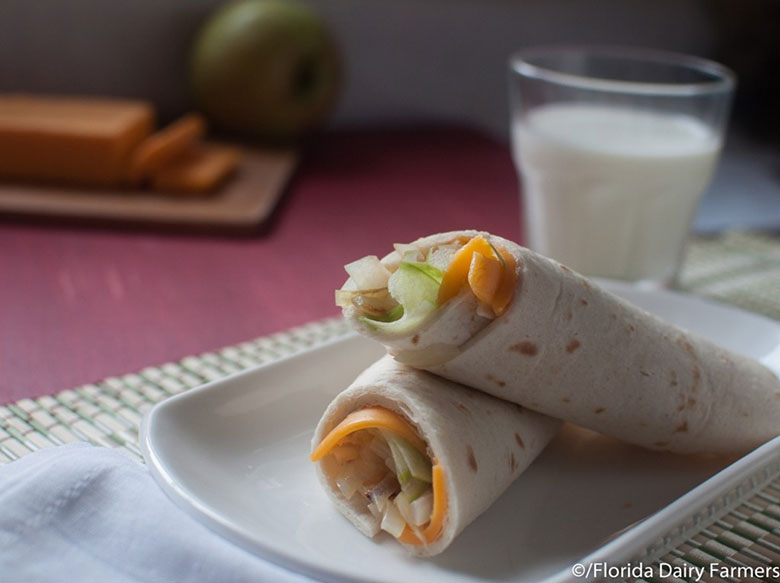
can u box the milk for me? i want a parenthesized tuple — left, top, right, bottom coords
(512, 103, 721, 283)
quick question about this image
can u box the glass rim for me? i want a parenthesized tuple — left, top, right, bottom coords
(509, 45, 736, 97)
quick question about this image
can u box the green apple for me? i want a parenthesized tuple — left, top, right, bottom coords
(190, 0, 340, 141)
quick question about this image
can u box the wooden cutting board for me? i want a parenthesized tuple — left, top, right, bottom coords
(0, 146, 297, 234)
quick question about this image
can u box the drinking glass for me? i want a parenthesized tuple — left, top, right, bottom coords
(508, 46, 735, 286)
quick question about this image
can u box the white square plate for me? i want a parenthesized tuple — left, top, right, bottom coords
(141, 281, 780, 583)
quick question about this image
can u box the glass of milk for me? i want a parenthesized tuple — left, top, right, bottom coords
(509, 47, 735, 286)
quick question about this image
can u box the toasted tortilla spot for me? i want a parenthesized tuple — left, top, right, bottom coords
(674, 421, 689, 433)
(514, 433, 525, 449)
(623, 502, 632, 509)
(580, 299, 589, 306)
(486, 373, 506, 387)
(639, 370, 650, 377)
(677, 335, 694, 354)
(627, 324, 636, 333)
(691, 365, 701, 392)
(456, 403, 469, 414)
(566, 339, 581, 353)
(510, 341, 538, 356)
(561, 397, 571, 403)
(510, 452, 518, 472)
(669, 370, 679, 387)
(466, 446, 478, 473)
(412, 334, 420, 345)
(594, 407, 605, 414)
(688, 398, 697, 408)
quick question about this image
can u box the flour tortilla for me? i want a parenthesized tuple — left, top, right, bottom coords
(343, 230, 780, 455)
(311, 355, 560, 557)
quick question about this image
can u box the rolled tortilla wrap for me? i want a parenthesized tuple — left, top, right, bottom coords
(338, 230, 780, 455)
(310, 355, 560, 557)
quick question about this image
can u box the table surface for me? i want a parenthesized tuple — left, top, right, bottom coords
(0, 127, 522, 404)
(2, 127, 780, 583)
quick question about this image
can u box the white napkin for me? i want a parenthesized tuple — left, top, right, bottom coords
(0, 443, 315, 583)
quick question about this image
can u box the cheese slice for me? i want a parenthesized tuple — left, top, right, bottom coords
(310, 407, 427, 461)
(127, 113, 206, 184)
(397, 462, 447, 545)
(151, 143, 240, 195)
(437, 235, 517, 316)
(0, 94, 154, 186)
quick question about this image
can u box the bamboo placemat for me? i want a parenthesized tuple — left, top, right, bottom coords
(0, 317, 352, 465)
(0, 231, 778, 581)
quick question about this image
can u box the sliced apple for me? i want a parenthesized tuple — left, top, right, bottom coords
(361, 261, 443, 334)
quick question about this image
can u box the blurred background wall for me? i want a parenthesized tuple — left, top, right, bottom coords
(0, 0, 722, 139)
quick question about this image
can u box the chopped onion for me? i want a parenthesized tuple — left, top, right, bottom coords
(367, 501, 382, 519)
(393, 243, 421, 261)
(394, 493, 415, 526)
(353, 451, 387, 485)
(409, 491, 434, 527)
(336, 472, 362, 500)
(369, 435, 392, 460)
(380, 499, 408, 538)
(344, 256, 391, 290)
(427, 244, 460, 271)
(335, 288, 397, 316)
(366, 474, 398, 512)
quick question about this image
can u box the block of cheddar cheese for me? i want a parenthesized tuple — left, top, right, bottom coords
(151, 144, 241, 195)
(127, 113, 206, 185)
(0, 94, 154, 187)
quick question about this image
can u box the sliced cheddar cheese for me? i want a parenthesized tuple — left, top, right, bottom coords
(397, 462, 447, 545)
(437, 235, 517, 316)
(0, 94, 154, 187)
(467, 251, 502, 305)
(150, 143, 240, 195)
(127, 113, 206, 184)
(310, 406, 427, 461)
(490, 247, 517, 316)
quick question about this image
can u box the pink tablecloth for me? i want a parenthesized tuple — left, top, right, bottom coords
(0, 127, 521, 404)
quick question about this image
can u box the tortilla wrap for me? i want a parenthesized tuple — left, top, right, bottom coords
(311, 355, 560, 557)
(342, 230, 780, 455)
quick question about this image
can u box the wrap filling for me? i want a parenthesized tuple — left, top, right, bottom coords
(335, 235, 516, 334)
(310, 406, 447, 545)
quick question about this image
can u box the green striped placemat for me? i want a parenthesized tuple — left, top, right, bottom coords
(679, 231, 780, 322)
(0, 231, 778, 581)
(0, 317, 352, 465)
